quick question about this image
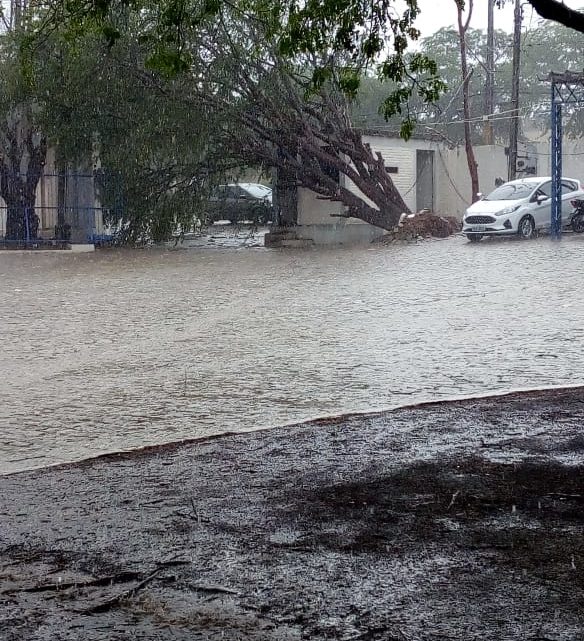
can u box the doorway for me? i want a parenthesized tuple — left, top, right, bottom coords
(416, 150, 435, 212)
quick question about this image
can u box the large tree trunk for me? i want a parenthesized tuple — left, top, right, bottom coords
(4, 192, 39, 242)
(274, 158, 298, 227)
(0, 116, 47, 244)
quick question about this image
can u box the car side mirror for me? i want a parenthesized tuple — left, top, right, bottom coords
(536, 194, 548, 204)
(476, 192, 483, 199)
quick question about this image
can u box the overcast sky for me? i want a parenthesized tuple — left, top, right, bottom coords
(413, 0, 583, 37)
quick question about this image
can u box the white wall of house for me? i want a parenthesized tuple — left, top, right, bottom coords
(297, 187, 344, 225)
(295, 186, 385, 244)
(296, 132, 584, 236)
(438, 144, 509, 216)
(359, 135, 418, 213)
(441, 139, 584, 217)
(532, 138, 584, 181)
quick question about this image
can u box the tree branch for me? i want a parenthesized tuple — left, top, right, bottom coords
(528, 0, 584, 34)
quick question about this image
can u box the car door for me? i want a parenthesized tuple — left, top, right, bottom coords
(561, 180, 578, 224)
(207, 186, 226, 223)
(225, 185, 239, 222)
(530, 180, 552, 229)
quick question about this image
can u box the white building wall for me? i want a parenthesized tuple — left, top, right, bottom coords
(437, 144, 509, 217)
(297, 187, 344, 225)
(439, 139, 584, 218)
(361, 136, 417, 212)
(296, 132, 584, 233)
(532, 137, 584, 180)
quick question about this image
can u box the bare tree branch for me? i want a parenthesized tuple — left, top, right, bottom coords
(527, 0, 584, 34)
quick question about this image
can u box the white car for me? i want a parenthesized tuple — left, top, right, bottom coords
(462, 177, 584, 242)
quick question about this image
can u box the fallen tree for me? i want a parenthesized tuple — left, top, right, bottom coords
(183, 13, 436, 231)
(37, 0, 444, 237)
(223, 65, 413, 230)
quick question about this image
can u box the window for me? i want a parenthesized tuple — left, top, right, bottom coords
(561, 180, 577, 194)
(485, 182, 536, 201)
(536, 182, 552, 198)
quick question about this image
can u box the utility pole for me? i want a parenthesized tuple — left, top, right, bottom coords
(483, 0, 495, 145)
(508, 0, 522, 181)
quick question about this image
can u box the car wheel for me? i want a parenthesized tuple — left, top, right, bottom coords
(517, 216, 535, 240)
(467, 234, 483, 243)
(571, 213, 584, 233)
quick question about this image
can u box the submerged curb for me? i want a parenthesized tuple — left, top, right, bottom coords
(5, 383, 584, 478)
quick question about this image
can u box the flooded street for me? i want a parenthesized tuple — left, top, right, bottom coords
(1, 234, 583, 474)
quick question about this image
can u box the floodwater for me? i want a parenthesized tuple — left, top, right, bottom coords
(1, 233, 583, 474)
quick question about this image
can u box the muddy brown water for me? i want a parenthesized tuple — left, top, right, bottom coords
(1, 234, 584, 474)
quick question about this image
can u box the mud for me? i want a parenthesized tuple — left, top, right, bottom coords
(1, 388, 583, 640)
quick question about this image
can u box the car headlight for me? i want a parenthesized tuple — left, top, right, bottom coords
(496, 205, 521, 216)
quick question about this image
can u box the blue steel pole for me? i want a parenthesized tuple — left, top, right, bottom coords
(551, 85, 562, 240)
(24, 207, 30, 246)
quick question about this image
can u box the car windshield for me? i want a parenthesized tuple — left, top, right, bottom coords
(484, 182, 536, 201)
(242, 184, 272, 199)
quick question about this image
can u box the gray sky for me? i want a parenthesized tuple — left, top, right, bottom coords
(414, 0, 583, 37)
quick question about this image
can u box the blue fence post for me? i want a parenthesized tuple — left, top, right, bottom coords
(24, 206, 31, 246)
(551, 82, 563, 241)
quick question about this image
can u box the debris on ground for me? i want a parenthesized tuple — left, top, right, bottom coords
(383, 211, 462, 243)
(1, 388, 583, 640)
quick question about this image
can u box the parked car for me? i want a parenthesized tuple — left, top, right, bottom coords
(462, 177, 584, 242)
(206, 183, 273, 225)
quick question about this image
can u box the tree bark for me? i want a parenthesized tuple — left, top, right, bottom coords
(456, 0, 480, 203)
(0, 121, 46, 244)
(274, 151, 298, 227)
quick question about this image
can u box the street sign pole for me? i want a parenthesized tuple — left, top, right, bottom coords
(551, 97, 562, 240)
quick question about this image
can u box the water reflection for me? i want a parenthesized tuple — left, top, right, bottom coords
(1, 235, 583, 473)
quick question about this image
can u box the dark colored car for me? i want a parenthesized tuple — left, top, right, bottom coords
(206, 183, 273, 225)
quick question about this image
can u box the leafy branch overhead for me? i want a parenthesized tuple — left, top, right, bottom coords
(41, 0, 446, 139)
(11, 0, 420, 239)
(40, 0, 584, 140)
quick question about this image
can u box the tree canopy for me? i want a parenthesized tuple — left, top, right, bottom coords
(15, 0, 436, 239)
(2, 0, 584, 243)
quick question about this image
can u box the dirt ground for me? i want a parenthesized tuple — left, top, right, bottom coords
(1, 388, 583, 640)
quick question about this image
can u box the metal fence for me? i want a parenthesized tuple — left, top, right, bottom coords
(0, 171, 124, 249)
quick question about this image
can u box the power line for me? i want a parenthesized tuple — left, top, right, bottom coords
(437, 148, 471, 206)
